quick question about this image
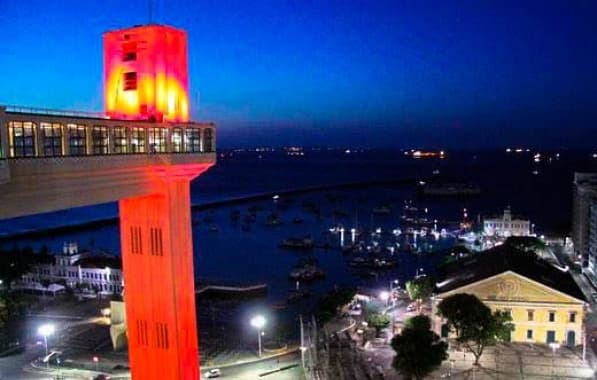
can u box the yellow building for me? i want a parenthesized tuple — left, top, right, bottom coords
(432, 247, 588, 347)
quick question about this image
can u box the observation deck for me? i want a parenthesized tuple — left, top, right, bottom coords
(0, 105, 216, 219)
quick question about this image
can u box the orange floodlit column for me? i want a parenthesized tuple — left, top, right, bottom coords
(104, 25, 190, 122)
(119, 164, 212, 379)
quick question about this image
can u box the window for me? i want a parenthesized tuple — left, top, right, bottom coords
(527, 310, 534, 321)
(123, 72, 137, 91)
(123, 42, 137, 61)
(569, 312, 576, 323)
(203, 128, 214, 152)
(171, 128, 183, 152)
(67, 124, 87, 155)
(527, 330, 533, 339)
(92, 126, 109, 154)
(156, 322, 169, 349)
(185, 128, 201, 152)
(130, 128, 145, 153)
(113, 127, 128, 154)
(148, 128, 167, 153)
(546, 330, 556, 343)
(40, 122, 63, 156)
(549, 311, 556, 322)
(8, 121, 36, 157)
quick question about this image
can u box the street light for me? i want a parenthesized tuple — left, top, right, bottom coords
(38, 323, 55, 367)
(415, 267, 425, 278)
(549, 342, 560, 378)
(379, 290, 390, 306)
(251, 315, 266, 358)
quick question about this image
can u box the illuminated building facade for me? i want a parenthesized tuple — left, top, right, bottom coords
(433, 246, 587, 347)
(0, 23, 215, 379)
(483, 207, 532, 238)
(104, 25, 190, 122)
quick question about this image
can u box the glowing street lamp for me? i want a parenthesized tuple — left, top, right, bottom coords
(549, 342, 560, 377)
(38, 323, 55, 366)
(379, 290, 390, 306)
(251, 315, 266, 357)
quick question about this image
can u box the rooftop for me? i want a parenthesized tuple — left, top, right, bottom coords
(74, 255, 122, 270)
(436, 244, 586, 302)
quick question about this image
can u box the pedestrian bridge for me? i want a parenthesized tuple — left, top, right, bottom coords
(0, 105, 215, 219)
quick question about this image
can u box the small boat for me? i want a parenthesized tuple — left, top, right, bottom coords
(208, 224, 218, 232)
(289, 264, 325, 281)
(292, 216, 304, 224)
(280, 238, 314, 250)
(265, 213, 281, 226)
(372, 206, 391, 214)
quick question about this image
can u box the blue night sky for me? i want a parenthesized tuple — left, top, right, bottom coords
(0, 0, 596, 148)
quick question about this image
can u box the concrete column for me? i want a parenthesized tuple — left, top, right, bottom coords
(119, 164, 210, 380)
(34, 122, 43, 157)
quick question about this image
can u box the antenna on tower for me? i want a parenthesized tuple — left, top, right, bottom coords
(148, 0, 153, 24)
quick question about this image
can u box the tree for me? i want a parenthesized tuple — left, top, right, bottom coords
(391, 315, 448, 380)
(317, 288, 356, 324)
(437, 293, 513, 365)
(367, 313, 391, 337)
(406, 276, 433, 311)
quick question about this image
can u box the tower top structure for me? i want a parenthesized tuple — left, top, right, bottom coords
(103, 24, 190, 122)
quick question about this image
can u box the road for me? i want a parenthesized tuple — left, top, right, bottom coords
(0, 344, 53, 379)
(202, 352, 303, 380)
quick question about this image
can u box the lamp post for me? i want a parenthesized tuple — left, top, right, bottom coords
(549, 342, 560, 378)
(251, 315, 266, 358)
(415, 267, 424, 278)
(379, 291, 390, 307)
(38, 324, 55, 367)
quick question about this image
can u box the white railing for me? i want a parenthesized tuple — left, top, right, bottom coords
(4, 105, 108, 119)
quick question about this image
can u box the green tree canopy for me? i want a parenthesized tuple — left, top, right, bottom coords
(437, 293, 514, 364)
(317, 288, 356, 324)
(367, 313, 391, 337)
(406, 276, 433, 301)
(405, 276, 433, 307)
(391, 315, 448, 380)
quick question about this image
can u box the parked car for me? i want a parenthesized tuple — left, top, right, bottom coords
(204, 369, 221, 378)
(591, 292, 597, 303)
(406, 303, 417, 312)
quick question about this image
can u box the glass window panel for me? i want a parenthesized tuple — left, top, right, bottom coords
(148, 127, 167, 153)
(203, 128, 214, 152)
(92, 126, 109, 155)
(130, 127, 145, 153)
(8, 121, 36, 158)
(67, 124, 87, 156)
(184, 128, 201, 153)
(113, 127, 128, 154)
(171, 128, 183, 153)
(40, 122, 63, 157)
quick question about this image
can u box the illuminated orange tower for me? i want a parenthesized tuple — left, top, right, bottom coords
(104, 24, 206, 379)
(104, 24, 190, 122)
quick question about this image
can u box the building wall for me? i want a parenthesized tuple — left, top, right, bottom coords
(588, 203, 597, 278)
(20, 258, 123, 295)
(483, 208, 531, 237)
(485, 301, 583, 344)
(433, 271, 586, 346)
(572, 173, 597, 267)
